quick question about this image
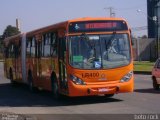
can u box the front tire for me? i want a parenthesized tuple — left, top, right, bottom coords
(28, 72, 34, 91)
(53, 81, 60, 99)
(105, 94, 114, 98)
(51, 74, 61, 99)
(153, 77, 159, 90)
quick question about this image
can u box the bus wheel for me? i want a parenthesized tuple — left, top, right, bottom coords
(51, 75, 61, 99)
(28, 72, 34, 91)
(53, 81, 61, 99)
(105, 94, 114, 98)
(153, 78, 159, 90)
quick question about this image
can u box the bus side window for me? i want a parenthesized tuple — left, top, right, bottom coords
(43, 33, 51, 57)
(9, 44, 14, 58)
(18, 41, 21, 57)
(14, 45, 18, 58)
(31, 37, 36, 57)
(7, 47, 10, 58)
(26, 39, 31, 57)
(5, 47, 9, 58)
(51, 32, 57, 56)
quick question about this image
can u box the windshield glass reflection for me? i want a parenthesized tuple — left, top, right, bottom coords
(69, 34, 131, 69)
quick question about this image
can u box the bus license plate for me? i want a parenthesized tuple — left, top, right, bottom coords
(98, 88, 108, 92)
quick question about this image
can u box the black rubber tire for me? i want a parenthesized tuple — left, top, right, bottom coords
(53, 81, 60, 99)
(51, 74, 61, 99)
(28, 72, 34, 91)
(105, 94, 114, 98)
(153, 78, 159, 90)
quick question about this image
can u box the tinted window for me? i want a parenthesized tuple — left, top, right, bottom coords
(43, 34, 51, 57)
(41, 32, 58, 57)
(156, 60, 160, 69)
(26, 37, 36, 57)
(69, 34, 131, 69)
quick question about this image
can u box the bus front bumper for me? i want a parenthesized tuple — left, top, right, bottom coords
(67, 77, 134, 97)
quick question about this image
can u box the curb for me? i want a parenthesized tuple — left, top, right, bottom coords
(134, 71, 151, 75)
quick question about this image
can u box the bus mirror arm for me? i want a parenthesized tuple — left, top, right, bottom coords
(129, 29, 134, 46)
(131, 38, 134, 46)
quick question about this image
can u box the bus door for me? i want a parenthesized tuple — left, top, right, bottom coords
(36, 35, 52, 90)
(39, 33, 52, 90)
(58, 36, 67, 91)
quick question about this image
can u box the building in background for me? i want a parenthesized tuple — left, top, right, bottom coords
(147, 0, 160, 38)
(147, 0, 160, 58)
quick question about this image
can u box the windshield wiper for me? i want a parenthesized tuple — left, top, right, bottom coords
(80, 33, 89, 41)
(105, 32, 116, 50)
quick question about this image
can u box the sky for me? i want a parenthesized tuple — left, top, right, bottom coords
(0, 0, 147, 37)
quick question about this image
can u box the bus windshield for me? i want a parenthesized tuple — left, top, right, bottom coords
(69, 33, 131, 69)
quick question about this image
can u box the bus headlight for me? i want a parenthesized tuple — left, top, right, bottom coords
(120, 71, 133, 83)
(70, 75, 86, 85)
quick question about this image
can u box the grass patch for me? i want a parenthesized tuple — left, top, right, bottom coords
(134, 61, 155, 72)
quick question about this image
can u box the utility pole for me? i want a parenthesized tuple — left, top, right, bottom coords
(104, 7, 115, 17)
(16, 18, 21, 32)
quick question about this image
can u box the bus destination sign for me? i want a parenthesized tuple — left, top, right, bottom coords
(69, 21, 128, 33)
(85, 22, 117, 29)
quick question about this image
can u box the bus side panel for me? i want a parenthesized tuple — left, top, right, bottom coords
(3, 59, 7, 78)
(4, 58, 14, 79)
(9, 58, 16, 80)
(39, 58, 52, 91)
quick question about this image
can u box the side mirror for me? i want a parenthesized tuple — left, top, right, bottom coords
(131, 36, 134, 46)
(129, 29, 134, 46)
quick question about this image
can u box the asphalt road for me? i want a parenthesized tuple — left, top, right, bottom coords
(0, 62, 160, 116)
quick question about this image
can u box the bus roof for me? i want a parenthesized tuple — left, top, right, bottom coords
(3, 17, 129, 45)
(68, 17, 127, 23)
(3, 33, 22, 46)
(26, 21, 67, 37)
(26, 17, 128, 36)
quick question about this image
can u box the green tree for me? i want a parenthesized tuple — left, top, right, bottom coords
(0, 25, 20, 59)
(2, 25, 20, 38)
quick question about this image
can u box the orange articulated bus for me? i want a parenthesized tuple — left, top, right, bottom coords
(3, 17, 134, 98)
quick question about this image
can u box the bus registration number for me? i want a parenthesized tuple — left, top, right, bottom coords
(98, 88, 108, 92)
